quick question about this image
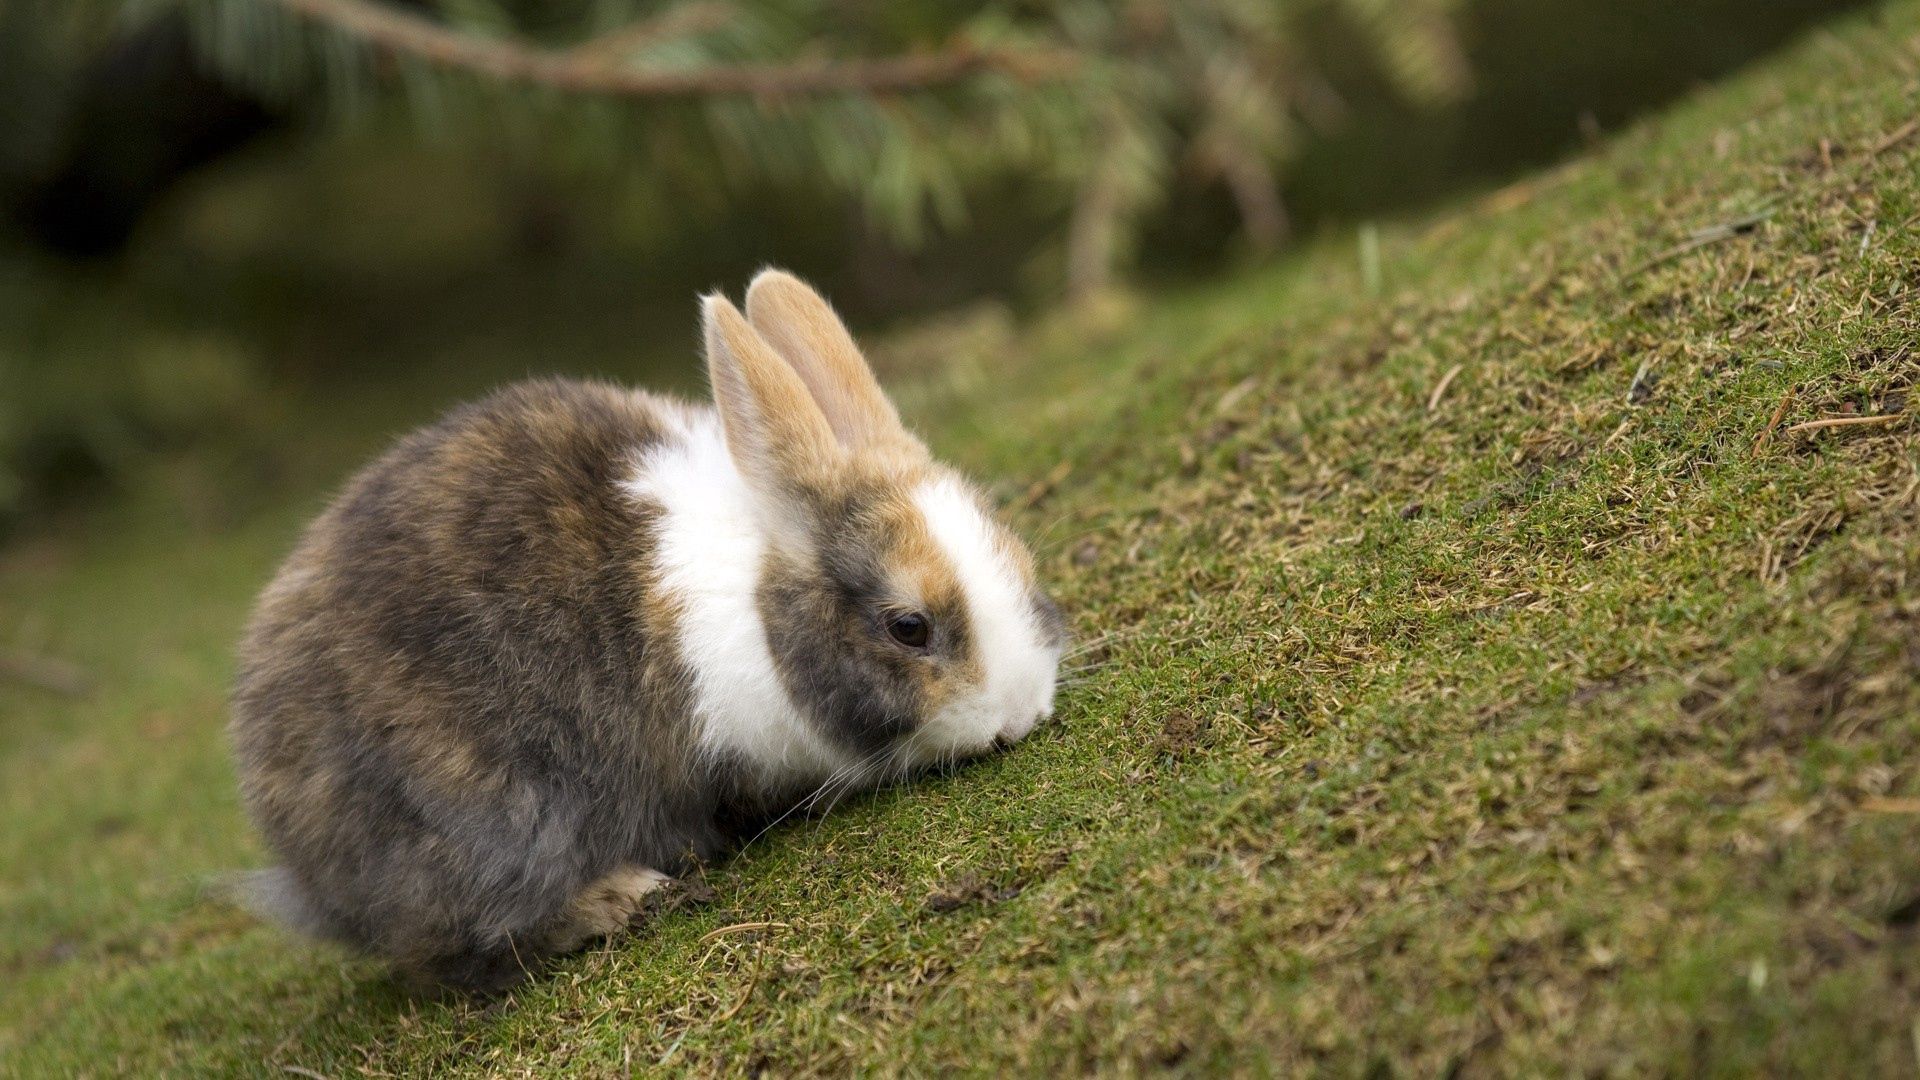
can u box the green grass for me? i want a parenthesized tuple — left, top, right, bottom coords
(7, 6, 1920, 1074)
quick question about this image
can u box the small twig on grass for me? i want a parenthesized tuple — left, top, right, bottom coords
(1213, 375, 1261, 417)
(698, 921, 791, 944)
(1601, 416, 1634, 450)
(1014, 460, 1074, 512)
(713, 948, 765, 1023)
(0, 649, 92, 696)
(1751, 388, 1795, 457)
(1781, 413, 1905, 436)
(656, 1026, 692, 1067)
(1860, 796, 1920, 814)
(1426, 364, 1463, 413)
(281, 1067, 335, 1080)
(1867, 118, 1920, 158)
(1626, 359, 1658, 404)
(1623, 209, 1775, 279)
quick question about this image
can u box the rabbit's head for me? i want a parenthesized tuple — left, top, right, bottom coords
(687, 270, 1065, 785)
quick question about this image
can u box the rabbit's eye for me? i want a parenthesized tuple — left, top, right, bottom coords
(885, 612, 931, 649)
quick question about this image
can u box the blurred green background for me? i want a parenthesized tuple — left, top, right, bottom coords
(0, 0, 1867, 544)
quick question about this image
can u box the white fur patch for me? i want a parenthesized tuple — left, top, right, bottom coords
(624, 407, 854, 791)
(911, 476, 1060, 760)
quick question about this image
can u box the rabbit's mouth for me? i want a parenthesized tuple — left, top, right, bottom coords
(994, 701, 1052, 747)
(908, 676, 1057, 768)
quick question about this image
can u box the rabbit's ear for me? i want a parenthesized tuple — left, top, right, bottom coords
(745, 269, 920, 456)
(704, 293, 842, 491)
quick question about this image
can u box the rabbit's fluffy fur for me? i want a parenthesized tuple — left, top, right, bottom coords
(230, 271, 1063, 990)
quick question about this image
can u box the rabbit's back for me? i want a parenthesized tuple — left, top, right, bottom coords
(231, 378, 721, 980)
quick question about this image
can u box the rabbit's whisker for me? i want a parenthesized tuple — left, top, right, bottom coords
(1060, 629, 1137, 659)
(736, 743, 896, 857)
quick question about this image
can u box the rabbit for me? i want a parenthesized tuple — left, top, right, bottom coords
(229, 269, 1066, 991)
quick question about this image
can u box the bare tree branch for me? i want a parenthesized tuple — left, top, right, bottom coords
(1213, 141, 1288, 254)
(273, 0, 1070, 98)
(1066, 102, 1133, 302)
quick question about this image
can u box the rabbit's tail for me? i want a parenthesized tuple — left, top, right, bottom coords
(218, 867, 340, 941)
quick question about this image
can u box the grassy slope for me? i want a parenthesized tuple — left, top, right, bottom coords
(6, 6, 1920, 1074)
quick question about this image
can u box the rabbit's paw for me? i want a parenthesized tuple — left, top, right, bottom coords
(545, 866, 674, 953)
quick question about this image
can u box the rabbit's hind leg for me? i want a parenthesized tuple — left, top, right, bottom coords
(542, 865, 675, 954)
(411, 866, 680, 992)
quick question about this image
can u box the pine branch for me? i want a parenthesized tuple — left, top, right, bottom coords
(564, 3, 730, 69)
(271, 0, 1072, 98)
